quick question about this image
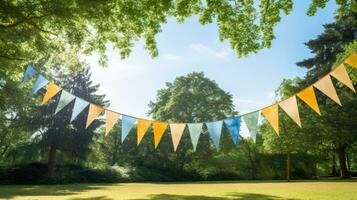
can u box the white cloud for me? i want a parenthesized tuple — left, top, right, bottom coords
(160, 53, 180, 62)
(188, 43, 231, 59)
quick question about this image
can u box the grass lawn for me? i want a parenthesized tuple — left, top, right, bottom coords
(0, 180, 357, 200)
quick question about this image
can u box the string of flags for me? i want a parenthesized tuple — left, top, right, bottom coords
(21, 53, 357, 151)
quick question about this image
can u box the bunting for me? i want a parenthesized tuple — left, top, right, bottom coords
(188, 123, 203, 151)
(242, 111, 259, 142)
(70, 98, 89, 122)
(121, 115, 137, 143)
(344, 52, 357, 68)
(30, 75, 49, 96)
(224, 116, 241, 145)
(206, 121, 223, 151)
(41, 83, 62, 105)
(153, 122, 168, 148)
(105, 110, 120, 135)
(137, 119, 151, 145)
(314, 75, 341, 106)
(296, 86, 321, 115)
(86, 104, 104, 128)
(330, 64, 355, 92)
(279, 96, 301, 127)
(21, 64, 37, 84)
(169, 123, 186, 152)
(55, 91, 75, 114)
(261, 104, 279, 135)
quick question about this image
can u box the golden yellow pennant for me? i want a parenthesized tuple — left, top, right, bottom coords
(343, 52, 357, 68)
(314, 75, 341, 106)
(105, 110, 120, 136)
(137, 119, 152, 145)
(41, 83, 62, 105)
(330, 64, 355, 92)
(86, 104, 104, 128)
(278, 96, 301, 127)
(153, 122, 168, 149)
(261, 104, 279, 135)
(169, 123, 186, 151)
(296, 86, 321, 115)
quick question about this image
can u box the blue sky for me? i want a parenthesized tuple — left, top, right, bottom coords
(86, 1, 336, 132)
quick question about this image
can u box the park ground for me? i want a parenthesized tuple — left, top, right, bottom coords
(0, 180, 357, 200)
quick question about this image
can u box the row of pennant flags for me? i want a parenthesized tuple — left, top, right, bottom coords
(21, 53, 357, 151)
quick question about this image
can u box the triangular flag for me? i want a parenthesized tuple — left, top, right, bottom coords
(55, 91, 75, 114)
(21, 64, 38, 84)
(279, 96, 301, 127)
(330, 64, 355, 92)
(105, 110, 119, 136)
(121, 115, 137, 143)
(243, 111, 259, 142)
(30, 75, 49, 96)
(187, 123, 203, 151)
(70, 98, 89, 122)
(137, 119, 151, 145)
(153, 122, 168, 149)
(343, 52, 357, 68)
(169, 123, 186, 151)
(261, 104, 279, 135)
(224, 116, 241, 145)
(41, 83, 62, 105)
(86, 104, 104, 128)
(296, 86, 321, 115)
(314, 75, 341, 106)
(206, 120, 223, 151)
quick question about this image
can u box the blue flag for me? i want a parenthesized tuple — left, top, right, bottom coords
(224, 116, 241, 145)
(21, 64, 38, 84)
(55, 91, 75, 114)
(206, 120, 223, 151)
(29, 75, 49, 96)
(243, 111, 259, 142)
(188, 123, 203, 152)
(121, 115, 137, 143)
(70, 98, 89, 122)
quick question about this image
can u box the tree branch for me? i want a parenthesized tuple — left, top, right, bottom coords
(0, 14, 51, 29)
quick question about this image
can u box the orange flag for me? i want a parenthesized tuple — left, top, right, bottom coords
(344, 52, 357, 68)
(261, 104, 279, 135)
(105, 110, 120, 136)
(169, 123, 186, 151)
(296, 86, 321, 115)
(314, 75, 341, 106)
(41, 83, 62, 105)
(153, 122, 168, 149)
(137, 119, 151, 145)
(330, 64, 355, 92)
(86, 104, 104, 128)
(278, 96, 301, 127)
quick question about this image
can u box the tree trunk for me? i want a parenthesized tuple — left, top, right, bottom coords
(338, 144, 349, 179)
(47, 144, 57, 177)
(286, 151, 291, 182)
(332, 153, 337, 176)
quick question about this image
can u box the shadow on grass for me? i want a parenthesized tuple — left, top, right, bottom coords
(132, 193, 300, 200)
(0, 184, 115, 199)
(68, 196, 113, 200)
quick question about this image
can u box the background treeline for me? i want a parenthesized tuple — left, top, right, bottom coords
(0, 10, 357, 184)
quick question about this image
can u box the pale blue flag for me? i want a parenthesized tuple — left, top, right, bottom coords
(243, 111, 259, 142)
(188, 123, 203, 152)
(21, 64, 38, 84)
(224, 116, 241, 145)
(121, 115, 137, 143)
(206, 121, 223, 151)
(29, 75, 49, 96)
(70, 98, 89, 122)
(55, 91, 75, 114)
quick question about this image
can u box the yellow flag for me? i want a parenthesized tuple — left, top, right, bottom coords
(154, 122, 168, 149)
(344, 52, 357, 68)
(330, 64, 355, 92)
(169, 123, 186, 151)
(261, 104, 279, 135)
(314, 75, 341, 106)
(41, 83, 62, 105)
(278, 96, 301, 127)
(105, 110, 120, 136)
(86, 104, 104, 128)
(137, 119, 151, 145)
(296, 86, 321, 115)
